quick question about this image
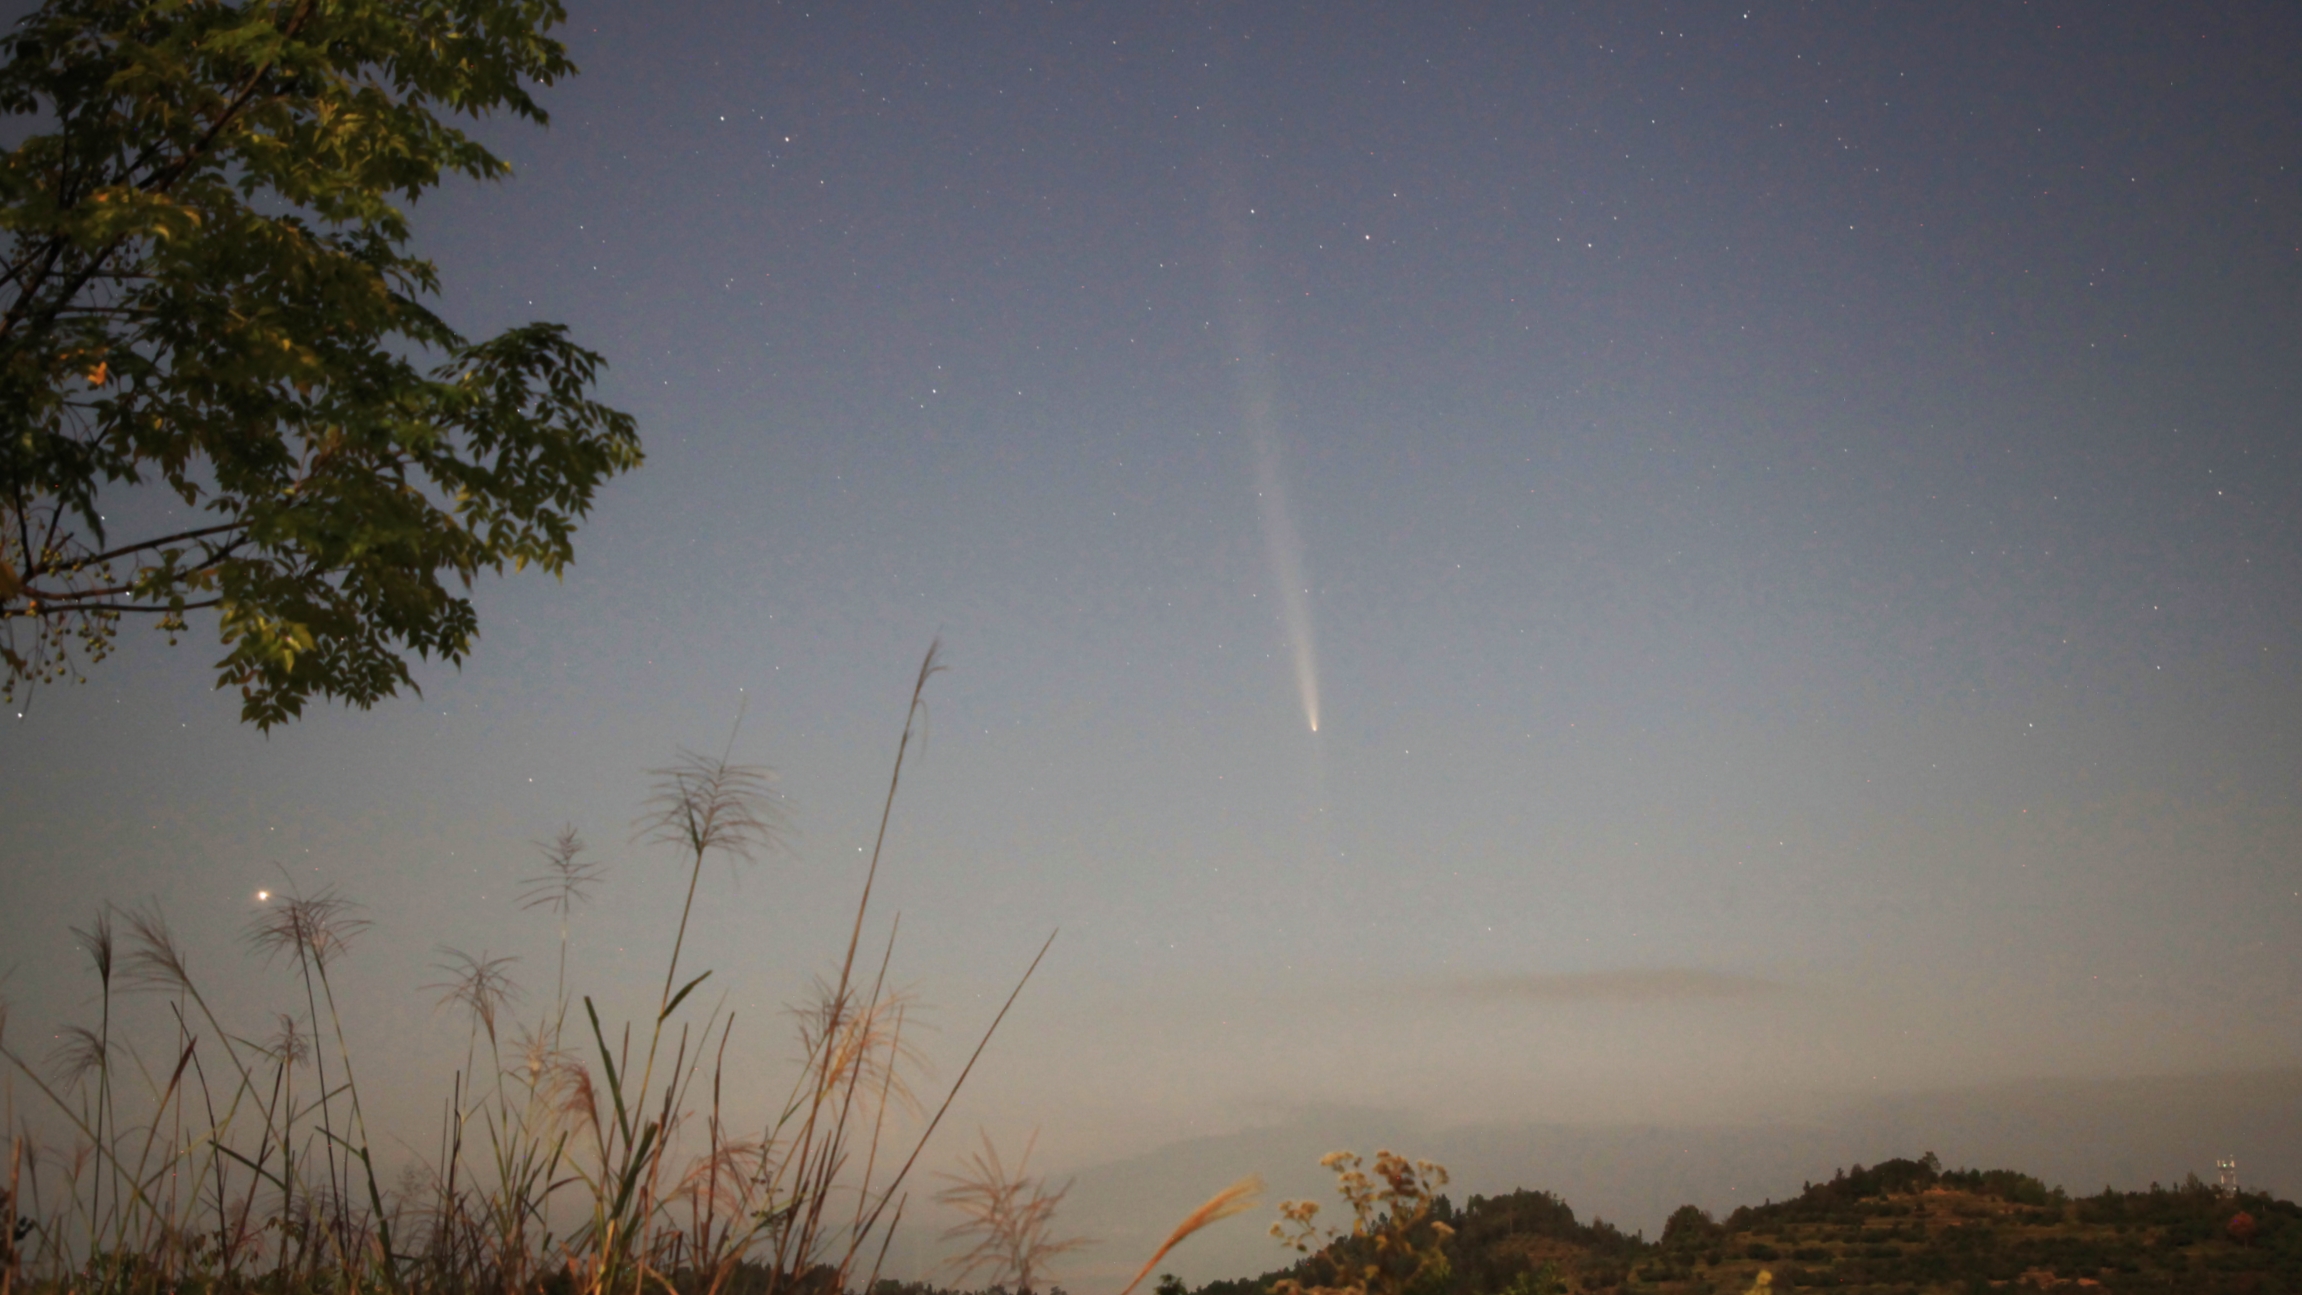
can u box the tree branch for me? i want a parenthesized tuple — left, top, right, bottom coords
(1, 2, 313, 347)
(8, 597, 222, 615)
(79, 522, 246, 568)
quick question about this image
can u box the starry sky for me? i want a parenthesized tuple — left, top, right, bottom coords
(5, 0, 2301, 1283)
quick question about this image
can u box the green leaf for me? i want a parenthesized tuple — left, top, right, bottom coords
(660, 970, 711, 1023)
(583, 994, 632, 1144)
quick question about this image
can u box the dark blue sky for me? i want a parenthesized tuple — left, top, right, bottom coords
(6, 1, 2300, 1281)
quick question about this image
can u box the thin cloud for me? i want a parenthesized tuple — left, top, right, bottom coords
(1432, 969, 1781, 1004)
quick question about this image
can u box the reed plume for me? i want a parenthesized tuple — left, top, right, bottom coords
(1119, 1175, 1266, 1295)
(935, 1129, 1091, 1295)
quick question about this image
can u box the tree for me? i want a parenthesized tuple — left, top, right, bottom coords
(0, 0, 640, 727)
(1661, 1205, 1724, 1251)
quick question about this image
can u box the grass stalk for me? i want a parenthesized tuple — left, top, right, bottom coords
(4, 644, 1054, 1295)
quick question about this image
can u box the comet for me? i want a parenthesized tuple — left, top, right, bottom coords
(1251, 400, 1321, 734)
(1216, 190, 1322, 735)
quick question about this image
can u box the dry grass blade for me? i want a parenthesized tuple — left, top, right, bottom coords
(427, 949, 522, 1039)
(792, 979, 930, 1115)
(1118, 1175, 1266, 1295)
(935, 1129, 1090, 1295)
(47, 1025, 108, 1090)
(832, 640, 945, 995)
(518, 825, 604, 915)
(635, 747, 786, 867)
(673, 1137, 773, 1216)
(245, 888, 371, 971)
(259, 1012, 310, 1068)
(116, 905, 194, 995)
(849, 927, 1057, 1257)
(69, 910, 114, 987)
(558, 1051, 600, 1131)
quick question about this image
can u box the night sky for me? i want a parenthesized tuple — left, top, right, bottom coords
(6, 1, 2301, 1284)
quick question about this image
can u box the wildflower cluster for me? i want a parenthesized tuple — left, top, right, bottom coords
(1271, 1151, 1454, 1295)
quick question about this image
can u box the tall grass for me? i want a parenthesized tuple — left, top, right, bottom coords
(933, 1130, 1089, 1295)
(0, 643, 1055, 1295)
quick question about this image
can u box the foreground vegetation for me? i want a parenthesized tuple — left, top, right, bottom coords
(0, 648, 1266, 1295)
(0, 650, 1057, 1295)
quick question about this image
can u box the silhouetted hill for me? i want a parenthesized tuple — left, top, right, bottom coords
(1183, 1155, 2302, 1295)
(1040, 1070, 2302, 1288)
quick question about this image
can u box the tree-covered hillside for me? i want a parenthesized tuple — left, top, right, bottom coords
(1168, 1155, 2302, 1295)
